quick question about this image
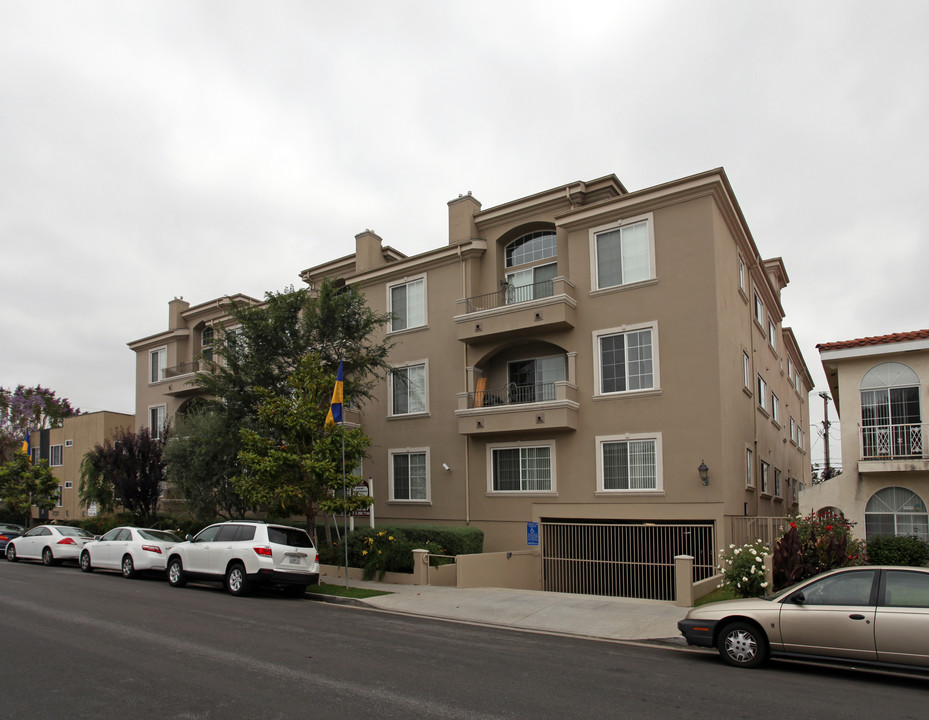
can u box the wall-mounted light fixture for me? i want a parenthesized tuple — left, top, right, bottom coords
(698, 460, 709, 486)
(442, 463, 450, 472)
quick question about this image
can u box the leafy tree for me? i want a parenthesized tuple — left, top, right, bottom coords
(0, 452, 60, 526)
(0, 385, 80, 462)
(237, 355, 373, 536)
(79, 427, 166, 523)
(163, 410, 250, 522)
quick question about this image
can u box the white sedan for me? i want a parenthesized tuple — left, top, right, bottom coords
(6, 525, 96, 565)
(80, 526, 182, 578)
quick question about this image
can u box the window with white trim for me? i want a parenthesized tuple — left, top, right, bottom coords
(753, 292, 764, 325)
(57, 486, 63, 507)
(595, 323, 657, 395)
(743, 351, 751, 389)
(760, 460, 770, 494)
(591, 216, 654, 290)
(596, 434, 662, 492)
(150, 405, 166, 440)
(200, 326, 214, 363)
(771, 392, 780, 424)
(757, 375, 768, 411)
(150, 347, 166, 383)
(746, 448, 754, 488)
(774, 468, 782, 497)
(507, 355, 565, 403)
(64, 481, 73, 489)
(738, 257, 746, 293)
(505, 231, 557, 304)
(389, 277, 426, 332)
(489, 444, 553, 493)
(49, 444, 63, 467)
(768, 320, 777, 350)
(390, 362, 427, 415)
(789, 416, 797, 444)
(389, 449, 429, 502)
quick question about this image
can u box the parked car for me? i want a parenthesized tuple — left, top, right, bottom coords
(165, 520, 320, 597)
(679, 565, 929, 672)
(80, 526, 182, 578)
(0, 523, 25, 557)
(6, 524, 96, 565)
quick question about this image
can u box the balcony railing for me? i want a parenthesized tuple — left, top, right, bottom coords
(860, 422, 927, 460)
(163, 361, 200, 379)
(463, 280, 554, 313)
(465, 382, 558, 409)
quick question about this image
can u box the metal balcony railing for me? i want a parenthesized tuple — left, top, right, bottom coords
(465, 382, 557, 409)
(860, 422, 927, 460)
(163, 361, 200, 379)
(464, 280, 554, 313)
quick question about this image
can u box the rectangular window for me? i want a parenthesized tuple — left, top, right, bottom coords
(390, 450, 428, 501)
(597, 435, 661, 492)
(774, 468, 782, 497)
(760, 460, 770, 494)
(506, 262, 556, 304)
(390, 363, 427, 415)
(596, 325, 656, 395)
(507, 355, 565, 403)
(757, 375, 768, 411)
(490, 445, 553, 492)
(743, 351, 751, 389)
(790, 417, 797, 444)
(389, 278, 426, 332)
(768, 320, 777, 350)
(65, 481, 73, 489)
(592, 217, 653, 290)
(57, 486, 63, 507)
(792, 477, 799, 502)
(49, 444, 63, 467)
(787, 357, 793, 383)
(753, 292, 764, 325)
(738, 257, 746, 292)
(746, 448, 754, 488)
(150, 348, 166, 383)
(150, 405, 166, 440)
(771, 393, 780, 424)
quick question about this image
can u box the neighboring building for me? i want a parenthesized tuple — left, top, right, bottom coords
(28, 411, 134, 522)
(298, 168, 812, 598)
(803, 329, 929, 541)
(127, 294, 261, 435)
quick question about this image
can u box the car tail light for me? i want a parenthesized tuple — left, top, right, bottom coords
(315, 553, 319, 563)
(141, 545, 162, 554)
(0, 535, 7, 542)
(57, 537, 76, 546)
(253, 546, 272, 557)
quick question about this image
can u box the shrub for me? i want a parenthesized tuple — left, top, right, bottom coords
(718, 540, 771, 597)
(772, 511, 865, 589)
(866, 535, 929, 566)
(335, 525, 482, 577)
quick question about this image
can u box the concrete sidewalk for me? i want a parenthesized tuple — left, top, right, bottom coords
(311, 576, 689, 644)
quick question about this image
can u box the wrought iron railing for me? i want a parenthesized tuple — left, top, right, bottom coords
(860, 423, 927, 460)
(464, 279, 554, 313)
(466, 382, 557, 408)
(163, 361, 200, 379)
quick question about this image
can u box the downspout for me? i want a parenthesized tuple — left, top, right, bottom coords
(459, 243, 471, 526)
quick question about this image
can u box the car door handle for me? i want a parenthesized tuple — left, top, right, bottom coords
(849, 614, 866, 620)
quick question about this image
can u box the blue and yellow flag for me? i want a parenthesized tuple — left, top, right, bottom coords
(325, 361, 344, 427)
(21, 429, 30, 459)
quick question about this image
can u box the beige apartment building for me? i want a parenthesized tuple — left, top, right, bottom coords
(131, 168, 811, 599)
(803, 329, 929, 540)
(28, 411, 134, 522)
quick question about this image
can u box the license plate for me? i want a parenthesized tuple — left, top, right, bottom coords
(287, 555, 303, 565)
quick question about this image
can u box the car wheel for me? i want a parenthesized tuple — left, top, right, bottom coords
(42, 547, 54, 566)
(7, 545, 17, 562)
(121, 555, 137, 579)
(80, 551, 93, 573)
(167, 557, 186, 588)
(225, 563, 252, 596)
(717, 621, 768, 669)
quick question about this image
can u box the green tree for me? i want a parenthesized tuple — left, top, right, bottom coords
(0, 385, 80, 463)
(237, 355, 373, 536)
(164, 410, 250, 522)
(0, 452, 60, 526)
(80, 427, 166, 523)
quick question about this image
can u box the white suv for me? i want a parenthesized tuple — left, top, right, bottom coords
(165, 521, 320, 597)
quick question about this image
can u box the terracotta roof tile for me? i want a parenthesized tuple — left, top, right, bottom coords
(817, 329, 929, 351)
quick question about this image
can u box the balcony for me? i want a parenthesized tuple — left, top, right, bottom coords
(455, 381, 579, 436)
(859, 423, 929, 473)
(163, 361, 200, 379)
(454, 277, 576, 343)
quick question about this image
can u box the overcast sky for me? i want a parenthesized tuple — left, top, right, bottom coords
(2, 1, 927, 469)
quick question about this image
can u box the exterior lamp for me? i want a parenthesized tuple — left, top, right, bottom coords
(698, 461, 709, 486)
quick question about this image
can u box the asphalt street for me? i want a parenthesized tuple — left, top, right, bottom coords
(1, 561, 926, 719)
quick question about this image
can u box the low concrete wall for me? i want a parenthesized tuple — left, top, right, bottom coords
(319, 563, 416, 585)
(456, 549, 541, 590)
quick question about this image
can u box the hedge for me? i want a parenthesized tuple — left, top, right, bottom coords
(866, 535, 929, 566)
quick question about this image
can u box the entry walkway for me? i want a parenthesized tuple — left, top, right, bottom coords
(312, 576, 689, 643)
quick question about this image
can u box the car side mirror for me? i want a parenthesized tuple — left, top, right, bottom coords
(791, 592, 806, 605)
(186, 534, 192, 541)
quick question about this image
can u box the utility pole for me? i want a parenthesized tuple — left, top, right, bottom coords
(819, 392, 832, 479)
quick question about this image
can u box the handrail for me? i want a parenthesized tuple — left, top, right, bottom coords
(464, 279, 555, 313)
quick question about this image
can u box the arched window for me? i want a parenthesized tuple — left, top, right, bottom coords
(860, 362, 922, 459)
(865, 486, 928, 540)
(504, 231, 557, 304)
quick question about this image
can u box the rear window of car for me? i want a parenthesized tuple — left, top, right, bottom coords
(268, 527, 314, 548)
(58, 526, 94, 538)
(138, 530, 181, 543)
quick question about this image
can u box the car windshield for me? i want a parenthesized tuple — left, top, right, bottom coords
(138, 529, 181, 543)
(268, 527, 314, 548)
(58, 526, 94, 538)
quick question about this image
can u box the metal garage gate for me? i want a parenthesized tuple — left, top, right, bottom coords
(541, 520, 716, 601)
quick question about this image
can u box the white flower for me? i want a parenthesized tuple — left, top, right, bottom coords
(742, 576, 748, 582)
(750, 548, 757, 555)
(729, 544, 736, 549)
(761, 582, 769, 588)
(734, 548, 741, 555)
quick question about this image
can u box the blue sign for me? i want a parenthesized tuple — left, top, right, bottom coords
(526, 521, 539, 546)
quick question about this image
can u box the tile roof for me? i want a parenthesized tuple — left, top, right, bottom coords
(817, 329, 929, 351)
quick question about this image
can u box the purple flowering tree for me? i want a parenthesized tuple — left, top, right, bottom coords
(0, 385, 81, 462)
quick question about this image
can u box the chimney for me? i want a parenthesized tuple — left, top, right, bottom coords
(448, 192, 481, 245)
(355, 229, 385, 273)
(168, 296, 190, 330)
